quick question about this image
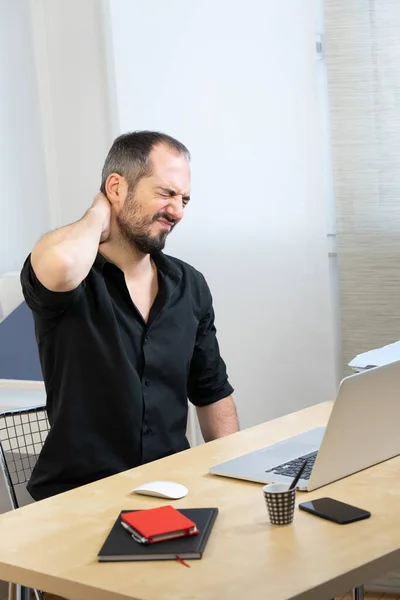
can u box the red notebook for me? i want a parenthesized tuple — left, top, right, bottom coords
(120, 505, 199, 544)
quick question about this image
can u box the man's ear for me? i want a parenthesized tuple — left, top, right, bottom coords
(105, 174, 129, 210)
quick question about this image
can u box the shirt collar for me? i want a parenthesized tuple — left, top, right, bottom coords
(94, 252, 108, 272)
(94, 251, 182, 281)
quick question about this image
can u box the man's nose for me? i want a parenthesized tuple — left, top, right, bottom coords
(165, 196, 184, 221)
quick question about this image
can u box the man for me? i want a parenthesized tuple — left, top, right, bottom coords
(21, 131, 238, 501)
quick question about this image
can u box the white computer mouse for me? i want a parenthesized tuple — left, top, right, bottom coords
(132, 480, 188, 499)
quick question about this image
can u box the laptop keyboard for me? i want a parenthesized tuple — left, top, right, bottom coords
(265, 450, 318, 480)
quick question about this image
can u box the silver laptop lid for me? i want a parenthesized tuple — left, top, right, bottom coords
(308, 359, 400, 490)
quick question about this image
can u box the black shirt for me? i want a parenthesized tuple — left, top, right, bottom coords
(20, 252, 233, 501)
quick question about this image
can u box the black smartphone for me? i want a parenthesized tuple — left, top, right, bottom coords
(299, 497, 371, 524)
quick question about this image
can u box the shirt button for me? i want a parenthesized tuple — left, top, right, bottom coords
(145, 335, 149, 342)
(144, 427, 153, 435)
(145, 379, 151, 387)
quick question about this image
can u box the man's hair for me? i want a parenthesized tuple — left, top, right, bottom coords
(100, 131, 190, 195)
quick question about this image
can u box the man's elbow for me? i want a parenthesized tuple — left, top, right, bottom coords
(196, 396, 239, 441)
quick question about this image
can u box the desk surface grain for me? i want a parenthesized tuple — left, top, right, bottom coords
(0, 400, 399, 600)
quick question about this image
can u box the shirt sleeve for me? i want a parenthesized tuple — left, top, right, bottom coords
(187, 275, 234, 407)
(20, 254, 84, 321)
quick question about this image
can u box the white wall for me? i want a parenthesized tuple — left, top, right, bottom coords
(108, 0, 337, 430)
(2, 0, 338, 437)
(0, 0, 50, 277)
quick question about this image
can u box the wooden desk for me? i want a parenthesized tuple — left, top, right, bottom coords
(0, 401, 399, 600)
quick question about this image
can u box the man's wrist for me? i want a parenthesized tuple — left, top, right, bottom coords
(85, 205, 107, 231)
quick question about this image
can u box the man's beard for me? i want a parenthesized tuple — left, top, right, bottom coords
(116, 191, 176, 255)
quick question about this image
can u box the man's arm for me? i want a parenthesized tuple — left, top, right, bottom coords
(196, 395, 239, 442)
(31, 193, 110, 292)
(187, 272, 236, 440)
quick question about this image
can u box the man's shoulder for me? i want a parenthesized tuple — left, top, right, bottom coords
(161, 253, 208, 287)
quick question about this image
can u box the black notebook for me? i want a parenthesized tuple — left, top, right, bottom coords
(98, 507, 218, 562)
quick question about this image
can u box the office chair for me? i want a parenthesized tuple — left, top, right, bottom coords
(0, 405, 50, 600)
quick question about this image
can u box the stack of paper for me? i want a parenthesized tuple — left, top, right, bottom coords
(349, 340, 400, 372)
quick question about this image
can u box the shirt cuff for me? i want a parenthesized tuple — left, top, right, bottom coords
(189, 382, 234, 407)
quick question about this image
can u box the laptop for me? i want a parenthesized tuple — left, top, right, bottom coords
(209, 360, 400, 491)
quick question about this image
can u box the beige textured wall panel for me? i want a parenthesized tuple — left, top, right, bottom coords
(325, 0, 400, 372)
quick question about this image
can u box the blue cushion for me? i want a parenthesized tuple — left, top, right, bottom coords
(0, 303, 42, 380)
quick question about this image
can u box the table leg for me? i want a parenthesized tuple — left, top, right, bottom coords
(352, 586, 364, 600)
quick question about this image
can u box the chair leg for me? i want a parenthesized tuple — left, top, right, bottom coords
(328, 585, 364, 600)
(14, 584, 32, 600)
(8, 583, 44, 600)
(8, 582, 16, 600)
(352, 585, 364, 600)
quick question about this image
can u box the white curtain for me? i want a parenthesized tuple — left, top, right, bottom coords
(325, 0, 400, 372)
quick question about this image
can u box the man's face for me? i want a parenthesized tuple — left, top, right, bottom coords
(117, 144, 191, 254)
